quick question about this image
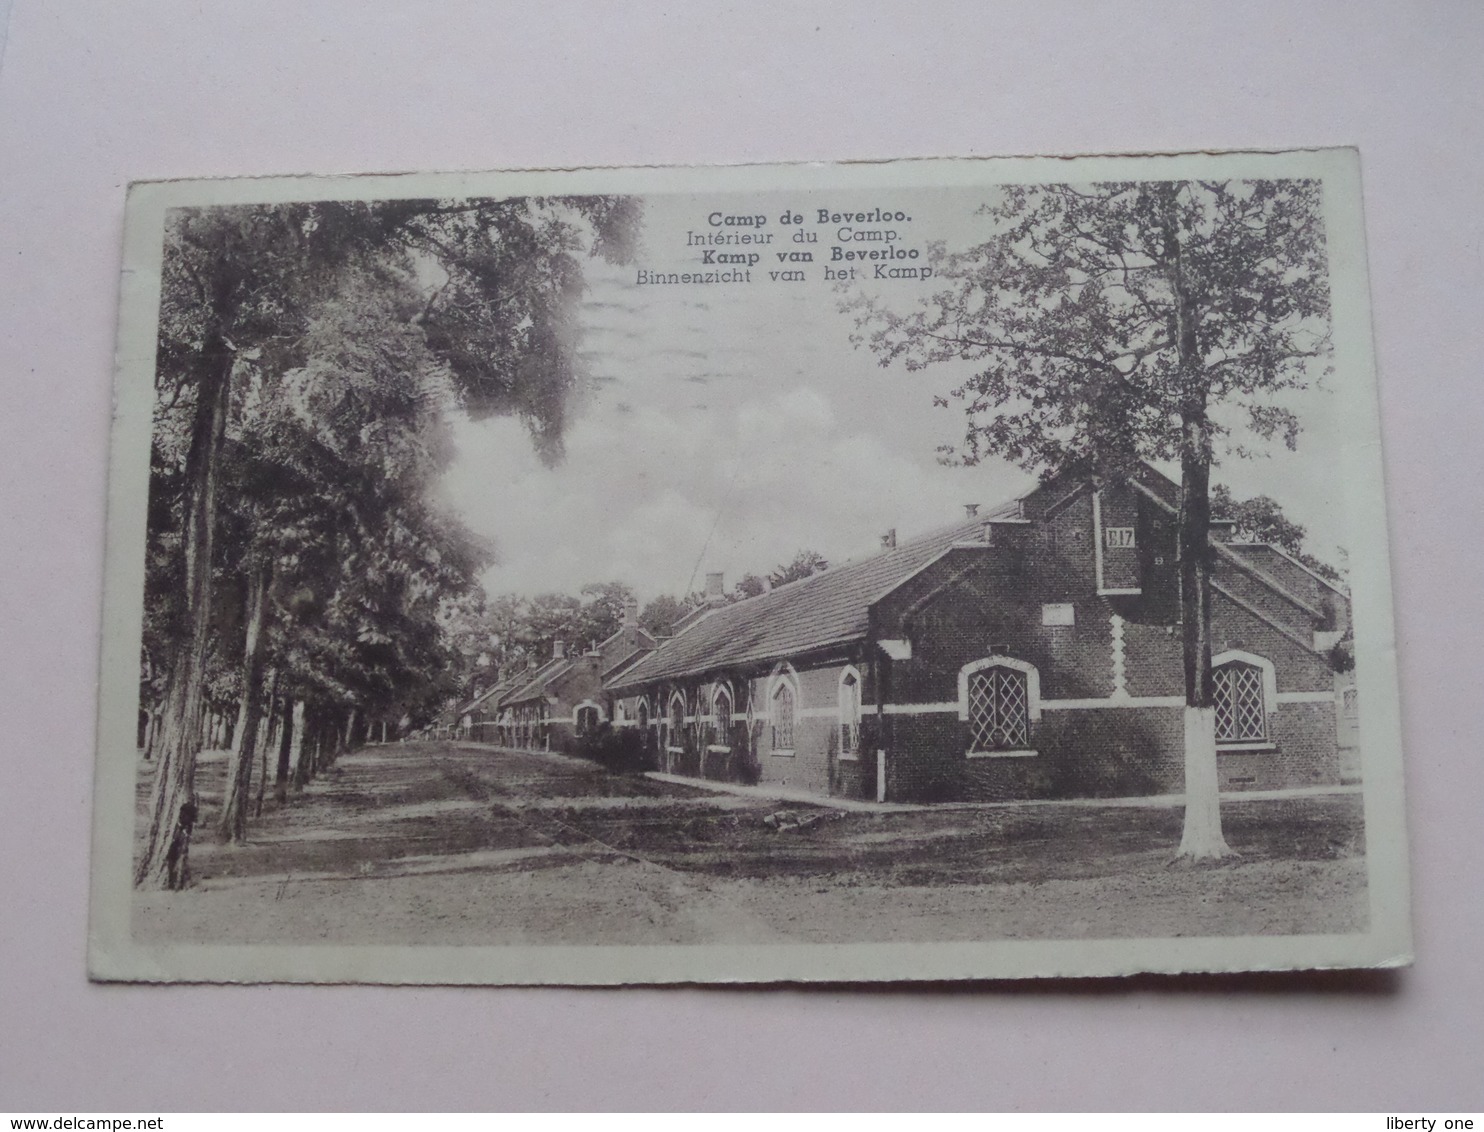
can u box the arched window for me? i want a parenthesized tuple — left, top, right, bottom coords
(838, 668, 861, 758)
(1214, 661, 1267, 743)
(771, 682, 795, 751)
(637, 699, 649, 731)
(967, 666, 1029, 751)
(959, 657, 1040, 754)
(575, 704, 599, 737)
(712, 685, 732, 748)
(668, 692, 686, 750)
(1211, 650, 1276, 746)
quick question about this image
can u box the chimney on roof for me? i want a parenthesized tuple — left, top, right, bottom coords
(704, 571, 725, 604)
(964, 503, 980, 519)
(622, 596, 639, 627)
(553, 640, 565, 660)
(880, 529, 897, 550)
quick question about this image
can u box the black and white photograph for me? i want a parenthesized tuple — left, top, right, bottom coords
(88, 152, 1409, 984)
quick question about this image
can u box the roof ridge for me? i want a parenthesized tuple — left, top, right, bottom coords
(719, 507, 999, 612)
(608, 492, 1030, 690)
(1227, 541, 1348, 596)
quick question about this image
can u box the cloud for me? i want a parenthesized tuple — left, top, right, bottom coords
(438, 380, 1017, 603)
(434, 187, 1348, 602)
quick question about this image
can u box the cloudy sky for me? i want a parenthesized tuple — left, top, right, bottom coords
(437, 188, 1351, 605)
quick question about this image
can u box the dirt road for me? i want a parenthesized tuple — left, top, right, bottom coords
(132, 741, 1368, 946)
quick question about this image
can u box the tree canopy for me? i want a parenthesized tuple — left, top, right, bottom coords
(850, 180, 1332, 479)
(137, 193, 640, 885)
(850, 179, 1334, 861)
(1211, 484, 1342, 583)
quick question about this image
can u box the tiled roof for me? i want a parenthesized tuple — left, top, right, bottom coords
(602, 647, 652, 684)
(1226, 542, 1348, 597)
(457, 677, 512, 716)
(601, 644, 650, 681)
(504, 658, 572, 705)
(609, 499, 1020, 690)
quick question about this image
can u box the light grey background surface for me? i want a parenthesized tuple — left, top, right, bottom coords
(1, 0, 1480, 1111)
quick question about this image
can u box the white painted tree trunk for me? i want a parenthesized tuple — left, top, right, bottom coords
(1177, 706, 1233, 859)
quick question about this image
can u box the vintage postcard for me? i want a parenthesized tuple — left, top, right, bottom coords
(89, 150, 1411, 984)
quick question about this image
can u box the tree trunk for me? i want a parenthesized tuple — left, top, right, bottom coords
(218, 565, 272, 843)
(291, 700, 313, 789)
(1158, 194, 1235, 863)
(343, 707, 358, 752)
(274, 696, 296, 803)
(1174, 412, 1234, 862)
(134, 337, 234, 890)
(254, 676, 279, 819)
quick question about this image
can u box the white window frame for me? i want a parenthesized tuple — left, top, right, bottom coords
(1211, 649, 1277, 750)
(768, 668, 799, 756)
(710, 683, 734, 753)
(958, 655, 1040, 757)
(665, 690, 687, 754)
(838, 665, 863, 761)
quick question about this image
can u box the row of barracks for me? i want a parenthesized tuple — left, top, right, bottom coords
(452, 463, 1360, 803)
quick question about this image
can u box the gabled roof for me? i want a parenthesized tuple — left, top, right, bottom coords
(504, 657, 572, 706)
(608, 498, 1020, 690)
(601, 642, 653, 680)
(1227, 542, 1348, 597)
(608, 460, 1340, 689)
(669, 603, 716, 637)
(602, 647, 652, 685)
(456, 675, 514, 717)
(597, 621, 657, 654)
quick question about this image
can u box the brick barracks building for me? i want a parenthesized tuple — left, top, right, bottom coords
(601, 463, 1357, 803)
(467, 463, 1356, 804)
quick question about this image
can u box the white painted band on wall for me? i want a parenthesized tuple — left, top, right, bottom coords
(1041, 696, 1185, 710)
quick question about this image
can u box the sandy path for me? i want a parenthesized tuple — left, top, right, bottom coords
(131, 741, 1368, 946)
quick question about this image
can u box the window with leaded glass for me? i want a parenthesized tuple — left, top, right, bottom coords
(668, 694, 685, 749)
(838, 671, 861, 756)
(967, 665, 1031, 752)
(713, 686, 732, 747)
(771, 683, 795, 751)
(1214, 661, 1267, 742)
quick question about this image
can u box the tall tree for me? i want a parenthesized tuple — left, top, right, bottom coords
(853, 180, 1332, 859)
(733, 573, 767, 600)
(638, 594, 687, 638)
(137, 195, 639, 888)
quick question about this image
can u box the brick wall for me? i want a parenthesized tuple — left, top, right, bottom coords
(889, 704, 1185, 802)
(872, 490, 1344, 803)
(606, 483, 1344, 804)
